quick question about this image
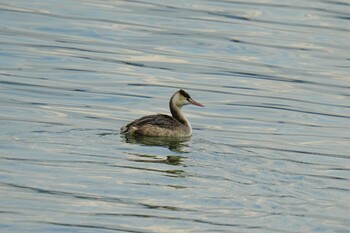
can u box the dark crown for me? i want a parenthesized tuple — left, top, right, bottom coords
(179, 89, 191, 98)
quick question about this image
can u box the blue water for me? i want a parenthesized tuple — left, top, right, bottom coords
(1, 0, 349, 232)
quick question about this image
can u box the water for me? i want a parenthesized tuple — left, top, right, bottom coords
(1, 0, 349, 232)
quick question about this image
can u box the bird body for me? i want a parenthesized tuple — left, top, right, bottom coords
(120, 89, 203, 137)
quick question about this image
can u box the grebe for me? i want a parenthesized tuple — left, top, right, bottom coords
(120, 89, 204, 137)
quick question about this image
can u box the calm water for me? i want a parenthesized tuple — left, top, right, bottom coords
(1, 0, 350, 232)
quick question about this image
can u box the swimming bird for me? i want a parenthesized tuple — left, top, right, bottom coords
(120, 89, 204, 137)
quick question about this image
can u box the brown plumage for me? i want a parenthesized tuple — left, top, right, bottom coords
(120, 89, 204, 137)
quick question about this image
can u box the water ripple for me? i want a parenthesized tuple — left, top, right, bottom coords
(1, 0, 350, 232)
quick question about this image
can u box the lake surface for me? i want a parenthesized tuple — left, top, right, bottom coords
(1, 0, 349, 232)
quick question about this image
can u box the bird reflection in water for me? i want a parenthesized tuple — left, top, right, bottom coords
(122, 133, 190, 152)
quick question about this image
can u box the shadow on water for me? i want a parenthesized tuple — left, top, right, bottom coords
(121, 134, 191, 153)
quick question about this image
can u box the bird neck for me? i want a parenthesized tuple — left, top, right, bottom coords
(169, 101, 188, 125)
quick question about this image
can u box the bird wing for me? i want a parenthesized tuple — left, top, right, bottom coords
(121, 114, 181, 133)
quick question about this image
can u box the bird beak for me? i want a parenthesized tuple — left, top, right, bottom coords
(188, 98, 204, 107)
